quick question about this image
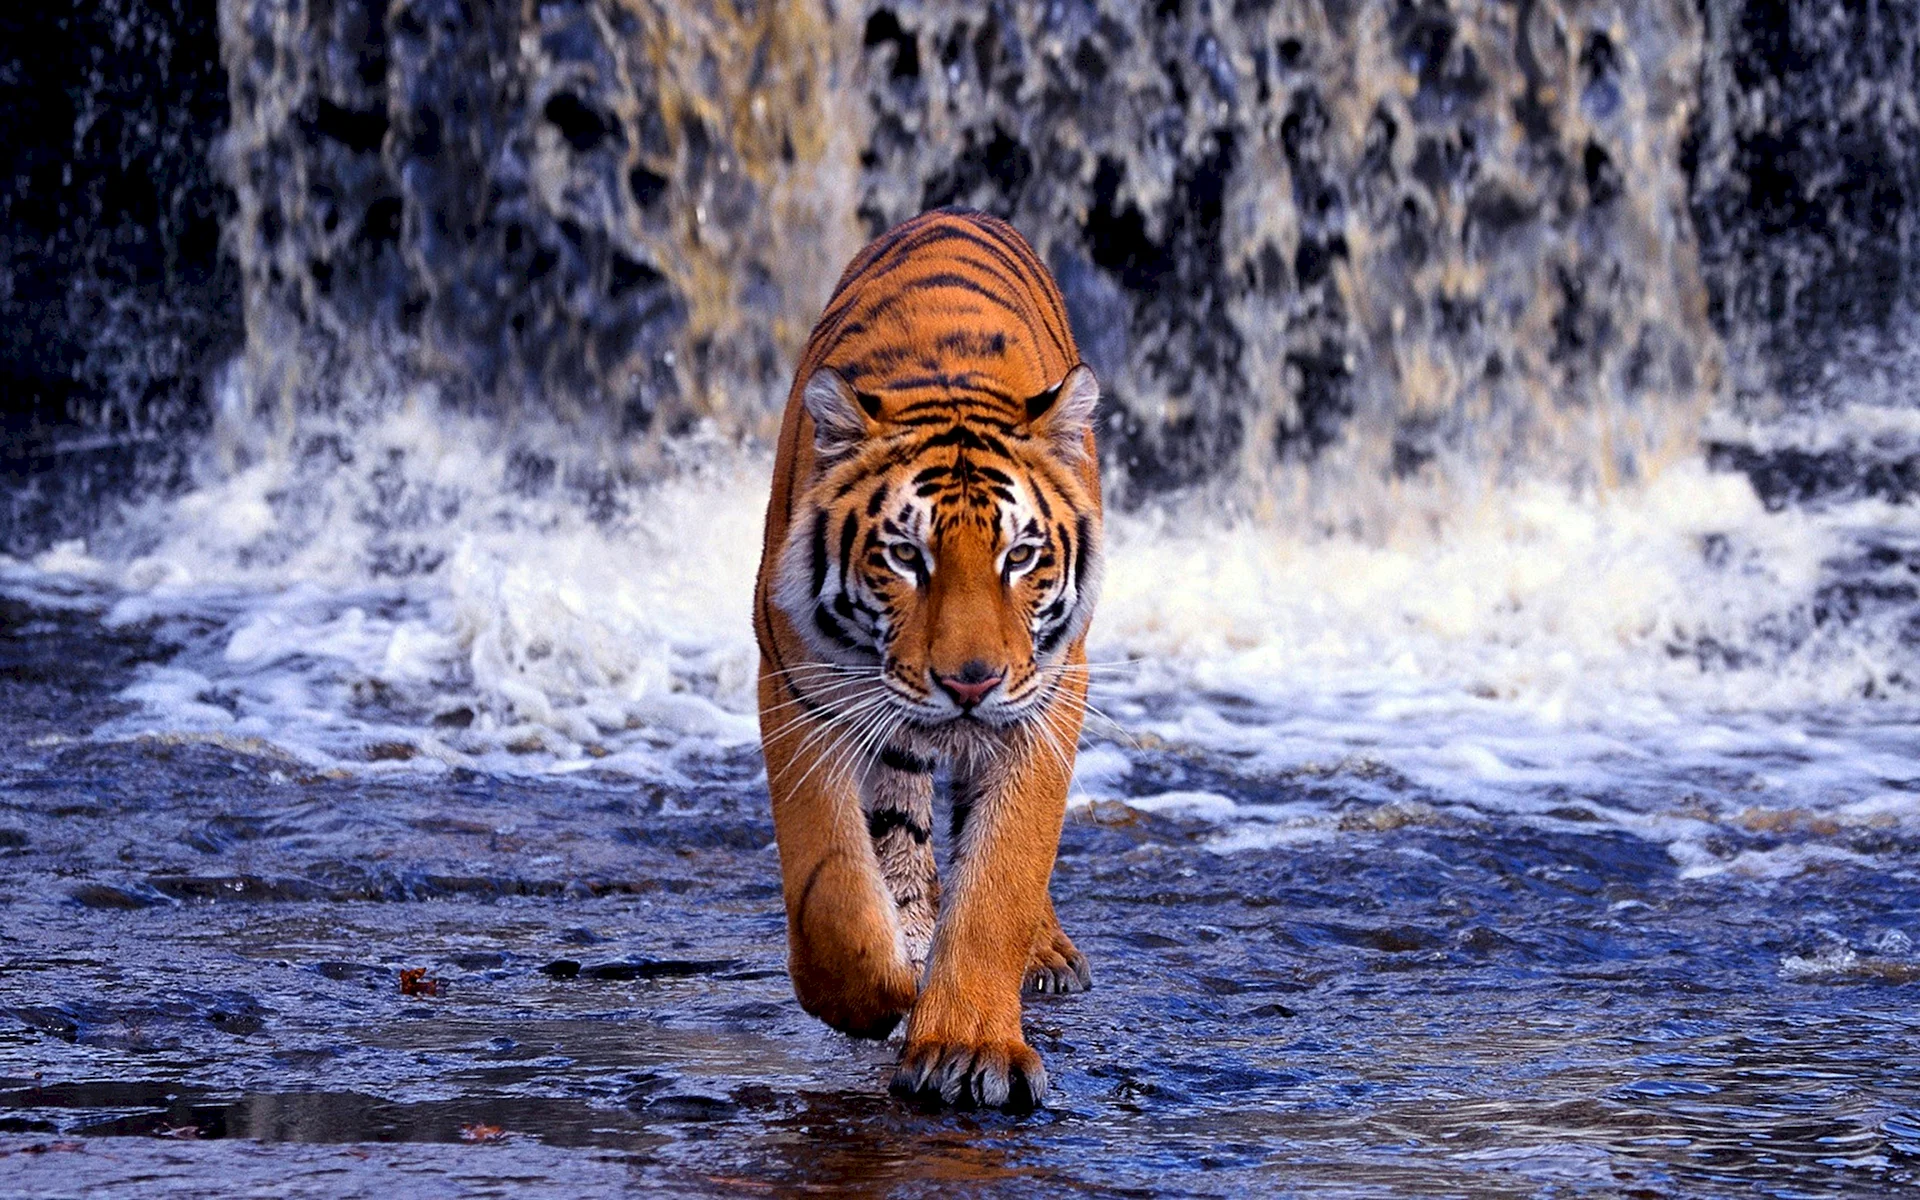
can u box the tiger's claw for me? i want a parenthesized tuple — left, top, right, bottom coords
(1023, 926, 1092, 995)
(890, 1038, 1047, 1111)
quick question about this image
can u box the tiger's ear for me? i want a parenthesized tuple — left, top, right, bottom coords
(802, 367, 883, 457)
(1024, 363, 1100, 463)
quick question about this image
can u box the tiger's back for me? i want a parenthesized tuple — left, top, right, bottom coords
(754, 208, 1104, 1112)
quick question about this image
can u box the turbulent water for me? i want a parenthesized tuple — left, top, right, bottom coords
(6, 0, 1920, 1195)
(4, 329, 1920, 1194)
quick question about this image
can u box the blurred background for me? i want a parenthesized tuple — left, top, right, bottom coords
(6, 0, 1914, 516)
(2, 2, 1919, 1193)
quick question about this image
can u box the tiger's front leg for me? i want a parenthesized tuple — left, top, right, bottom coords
(863, 746, 940, 971)
(890, 681, 1085, 1110)
(759, 665, 918, 1039)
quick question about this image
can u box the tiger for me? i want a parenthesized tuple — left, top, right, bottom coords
(752, 207, 1104, 1110)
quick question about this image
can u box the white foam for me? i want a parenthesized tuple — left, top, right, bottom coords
(1781, 936, 1920, 983)
(1677, 841, 1878, 882)
(1115, 790, 1239, 818)
(5, 358, 1917, 876)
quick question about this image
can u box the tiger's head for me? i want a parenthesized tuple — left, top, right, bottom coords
(773, 364, 1103, 740)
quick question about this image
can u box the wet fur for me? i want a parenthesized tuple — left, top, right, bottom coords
(753, 209, 1103, 1110)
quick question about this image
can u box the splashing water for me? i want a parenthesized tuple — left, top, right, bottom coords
(7, 315, 1919, 885)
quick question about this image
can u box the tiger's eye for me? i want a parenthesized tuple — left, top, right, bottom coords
(1005, 544, 1035, 567)
(890, 543, 923, 569)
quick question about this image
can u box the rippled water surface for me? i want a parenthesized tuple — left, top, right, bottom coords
(3, 594, 1917, 1197)
(9, 0, 1920, 1189)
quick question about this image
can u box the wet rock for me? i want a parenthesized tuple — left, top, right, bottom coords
(206, 1005, 267, 1038)
(635, 1093, 738, 1122)
(0, 0, 241, 552)
(219, 0, 854, 449)
(147, 874, 325, 903)
(68, 881, 171, 910)
(2, 1007, 80, 1044)
(540, 957, 741, 981)
(311, 961, 385, 983)
(1690, 0, 1920, 402)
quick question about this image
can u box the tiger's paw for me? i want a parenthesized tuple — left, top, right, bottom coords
(890, 1036, 1047, 1111)
(1023, 925, 1092, 995)
(791, 949, 917, 1040)
(808, 987, 913, 1041)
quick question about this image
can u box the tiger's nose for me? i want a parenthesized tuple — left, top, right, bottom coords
(935, 661, 1005, 709)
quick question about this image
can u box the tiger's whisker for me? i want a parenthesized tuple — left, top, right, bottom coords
(769, 691, 899, 786)
(758, 683, 892, 742)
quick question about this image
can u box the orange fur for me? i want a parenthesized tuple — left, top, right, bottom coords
(753, 209, 1103, 1109)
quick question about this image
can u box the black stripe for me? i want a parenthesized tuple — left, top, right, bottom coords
(794, 854, 835, 925)
(1058, 520, 1076, 592)
(937, 220, 1076, 362)
(832, 469, 872, 500)
(927, 252, 1027, 304)
(894, 221, 1074, 361)
(754, 571, 833, 734)
(1036, 619, 1071, 657)
(880, 744, 936, 774)
(974, 215, 1077, 359)
(860, 272, 1039, 341)
(808, 511, 829, 596)
(813, 603, 860, 649)
(867, 807, 930, 843)
(838, 511, 859, 584)
(813, 213, 1069, 373)
(816, 220, 958, 332)
(918, 423, 1014, 458)
(1074, 515, 1094, 593)
(1029, 475, 1054, 520)
(890, 409, 1021, 435)
(825, 219, 922, 306)
(950, 776, 975, 842)
(897, 379, 1018, 408)
(934, 329, 1008, 356)
(1030, 447, 1084, 513)
(880, 373, 1015, 402)
(867, 482, 889, 516)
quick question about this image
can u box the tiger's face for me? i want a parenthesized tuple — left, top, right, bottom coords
(774, 364, 1102, 737)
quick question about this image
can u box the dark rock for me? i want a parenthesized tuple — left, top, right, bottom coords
(0, 0, 240, 552)
(1690, 0, 1920, 403)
